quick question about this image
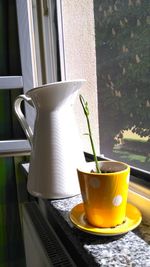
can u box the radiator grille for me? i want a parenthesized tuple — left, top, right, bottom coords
(23, 202, 76, 266)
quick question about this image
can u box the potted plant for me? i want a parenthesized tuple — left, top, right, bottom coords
(77, 95, 130, 228)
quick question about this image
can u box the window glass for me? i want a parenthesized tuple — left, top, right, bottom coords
(94, 0, 150, 172)
(0, 0, 21, 76)
(0, 1, 24, 140)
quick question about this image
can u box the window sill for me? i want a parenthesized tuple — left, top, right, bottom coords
(44, 194, 150, 266)
(21, 163, 150, 266)
(128, 182, 150, 220)
(21, 162, 150, 220)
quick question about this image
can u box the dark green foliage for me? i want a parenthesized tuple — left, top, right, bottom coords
(94, 0, 150, 156)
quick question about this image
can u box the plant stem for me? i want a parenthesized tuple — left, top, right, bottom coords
(79, 95, 101, 173)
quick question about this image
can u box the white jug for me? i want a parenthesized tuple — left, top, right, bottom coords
(14, 80, 86, 199)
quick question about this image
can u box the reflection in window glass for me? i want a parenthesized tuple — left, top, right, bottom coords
(94, 0, 150, 172)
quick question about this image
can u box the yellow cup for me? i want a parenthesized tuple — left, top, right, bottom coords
(77, 161, 130, 228)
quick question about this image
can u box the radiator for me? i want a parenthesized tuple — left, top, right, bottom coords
(22, 201, 76, 267)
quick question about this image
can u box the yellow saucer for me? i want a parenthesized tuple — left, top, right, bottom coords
(69, 203, 142, 236)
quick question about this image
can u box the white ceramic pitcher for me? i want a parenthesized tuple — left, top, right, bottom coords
(14, 80, 86, 199)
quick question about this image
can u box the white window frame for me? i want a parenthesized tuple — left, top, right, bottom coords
(0, 0, 58, 156)
(56, 0, 150, 219)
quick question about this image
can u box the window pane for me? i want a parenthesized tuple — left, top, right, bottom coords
(0, 89, 26, 140)
(94, 0, 150, 172)
(0, 0, 21, 76)
(0, 1, 25, 140)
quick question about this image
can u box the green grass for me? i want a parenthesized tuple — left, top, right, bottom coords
(114, 149, 148, 163)
(124, 138, 148, 144)
(113, 149, 150, 172)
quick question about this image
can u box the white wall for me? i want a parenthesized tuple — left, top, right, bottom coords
(60, 0, 100, 154)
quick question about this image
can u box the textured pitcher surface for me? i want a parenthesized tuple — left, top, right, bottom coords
(14, 80, 86, 198)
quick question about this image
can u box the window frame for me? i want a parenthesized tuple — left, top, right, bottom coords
(57, 0, 150, 219)
(57, 1, 150, 177)
(0, 0, 59, 156)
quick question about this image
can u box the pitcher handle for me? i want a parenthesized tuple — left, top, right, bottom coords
(14, 95, 33, 146)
